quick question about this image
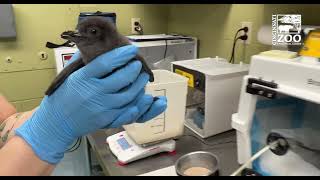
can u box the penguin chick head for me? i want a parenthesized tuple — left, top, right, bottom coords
(61, 16, 116, 44)
(61, 16, 125, 63)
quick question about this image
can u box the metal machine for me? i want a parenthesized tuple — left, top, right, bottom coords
(129, 34, 197, 70)
(53, 34, 197, 73)
(232, 53, 320, 176)
(171, 57, 250, 138)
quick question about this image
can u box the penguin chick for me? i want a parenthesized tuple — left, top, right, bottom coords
(45, 16, 154, 96)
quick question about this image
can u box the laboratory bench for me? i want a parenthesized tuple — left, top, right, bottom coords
(86, 127, 239, 176)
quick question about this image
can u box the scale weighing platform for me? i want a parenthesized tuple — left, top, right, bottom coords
(106, 131, 176, 165)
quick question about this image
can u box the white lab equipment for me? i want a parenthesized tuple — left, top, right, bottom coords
(123, 70, 188, 145)
(129, 34, 198, 71)
(108, 70, 188, 164)
(232, 54, 320, 176)
(106, 131, 176, 165)
(53, 34, 197, 72)
(171, 58, 250, 138)
(53, 47, 78, 74)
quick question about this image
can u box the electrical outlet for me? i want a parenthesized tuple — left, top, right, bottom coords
(131, 18, 141, 34)
(241, 22, 252, 44)
(5, 56, 12, 63)
(38, 51, 48, 60)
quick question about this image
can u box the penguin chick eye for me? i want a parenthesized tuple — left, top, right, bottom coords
(90, 29, 97, 34)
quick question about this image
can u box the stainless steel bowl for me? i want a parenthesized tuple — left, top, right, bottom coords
(175, 151, 220, 176)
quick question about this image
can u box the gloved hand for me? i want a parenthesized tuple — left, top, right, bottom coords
(65, 50, 167, 124)
(15, 45, 167, 164)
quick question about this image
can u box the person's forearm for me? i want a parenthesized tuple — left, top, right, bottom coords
(0, 136, 55, 176)
(0, 108, 37, 148)
(0, 95, 16, 123)
(42, 166, 55, 176)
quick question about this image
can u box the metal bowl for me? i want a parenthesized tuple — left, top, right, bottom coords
(175, 151, 220, 176)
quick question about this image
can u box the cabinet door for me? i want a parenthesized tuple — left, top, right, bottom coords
(0, 4, 16, 38)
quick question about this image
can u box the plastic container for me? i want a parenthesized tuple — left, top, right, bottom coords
(123, 70, 188, 145)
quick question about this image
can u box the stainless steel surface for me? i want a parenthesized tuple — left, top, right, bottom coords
(87, 128, 239, 176)
(175, 151, 219, 176)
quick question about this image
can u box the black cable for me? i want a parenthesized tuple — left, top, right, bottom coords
(134, 22, 144, 35)
(138, 24, 144, 35)
(230, 31, 240, 64)
(231, 36, 243, 64)
(295, 142, 320, 153)
(230, 35, 248, 64)
(66, 138, 79, 152)
(230, 37, 241, 64)
(233, 29, 243, 43)
(66, 137, 82, 153)
(229, 27, 249, 64)
(286, 138, 320, 153)
(234, 27, 248, 40)
(66, 139, 80, 152)
(178, 134, 236, 148)
(164, 39, 168, 60)
(67, 138, 82, 153)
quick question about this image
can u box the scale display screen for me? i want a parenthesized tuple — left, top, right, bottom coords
(117, 137, 132, 150)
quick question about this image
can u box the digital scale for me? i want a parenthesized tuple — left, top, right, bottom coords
(106, 131, 176, 165)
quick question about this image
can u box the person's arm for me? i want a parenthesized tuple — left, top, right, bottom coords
(0, 109, 37, 148)
(0, 136, 54, 176)
(0, 45, 167, 176)
(0, 95, 16, 123)
(0, 108, 53, 176)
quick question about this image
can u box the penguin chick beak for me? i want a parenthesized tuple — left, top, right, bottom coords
(61, 30, 82, 42)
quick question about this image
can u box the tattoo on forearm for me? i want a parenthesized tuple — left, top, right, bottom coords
(0, 122, 6, 133)
(0, 113, 22, 144)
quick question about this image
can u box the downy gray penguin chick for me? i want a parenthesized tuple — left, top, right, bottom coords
(45, 16, 154, 96)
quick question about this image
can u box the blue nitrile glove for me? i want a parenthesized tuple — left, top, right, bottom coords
(15, 45, 167, 164)
(65, 50, 167, 123)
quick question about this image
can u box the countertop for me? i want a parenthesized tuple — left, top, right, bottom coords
(87, 128, 239, 176)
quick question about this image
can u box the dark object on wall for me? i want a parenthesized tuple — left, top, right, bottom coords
(78, 11, 116, 26)
(46, 12, 117, 49)
(0, 4, 16, 38)
(46, 40, 75, 49)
